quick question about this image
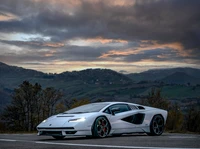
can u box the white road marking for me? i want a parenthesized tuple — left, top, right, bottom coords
(0, 134, 35, 135)
(35, 141, 200, 149)
(169, 136, 197, 139)
(0, 139, 16, 142)
(0, 137, 199, 149)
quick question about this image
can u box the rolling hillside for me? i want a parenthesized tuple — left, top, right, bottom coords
(161, 72, 199, 85)
(127, 67, 200, 84)
(0, 62, 134, 111)
(0, 62, 200, 113)
(56, 69, 132, 84)
(0, 62, 44, 78)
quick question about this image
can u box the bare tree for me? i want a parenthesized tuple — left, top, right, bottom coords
(1, 81, 63, 131)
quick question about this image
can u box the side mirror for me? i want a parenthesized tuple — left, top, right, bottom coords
(111, 108, 120, 115)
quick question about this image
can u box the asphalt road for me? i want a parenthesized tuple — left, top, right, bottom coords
(0, 133, 199, 149)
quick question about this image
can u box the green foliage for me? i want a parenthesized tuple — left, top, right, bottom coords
(166, 103, 184, 131)
(142, 87, 170, 110)
(141, 87, 200, 133)
(64, 98, 90, 110)
(185, 107, 200, 133)
(55, 101, 66, 113)
(161, 85, 200, 98)
(70, 99, 90, 109)
(141, 87, 184, 132)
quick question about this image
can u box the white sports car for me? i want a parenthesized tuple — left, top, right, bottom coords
(37, 102, 168, 139)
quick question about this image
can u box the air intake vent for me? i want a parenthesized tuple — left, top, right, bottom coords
(37, 127, 74, 130)
(41, 131, 62, 136)
(122, 113, 145, 124)
(57, 115, 74, 117)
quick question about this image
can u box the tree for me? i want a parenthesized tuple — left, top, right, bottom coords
(32, 83, 43, 128)
(55, 101, 66, 113)
(64, 98, 90, 110)
(0, 121, 5, 132)
(70, 99, 90, 109)
(142, 87, 170, 110)
(186, 107, 200, 133)
(41, 87, 63, 118)
(1, 81, 63, 131)
(2, 81, 36, 131)
(141, 87, 184, 132)
(166, 103, 183, 131)
(1, 104, 21, 131)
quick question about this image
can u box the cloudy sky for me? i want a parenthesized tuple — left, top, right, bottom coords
(0, 0, 199, 73)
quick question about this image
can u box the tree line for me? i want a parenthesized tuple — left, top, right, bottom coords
(0, 81, 62, 131)
(142, 87, 200, 133)
(0, 82, 199, 133)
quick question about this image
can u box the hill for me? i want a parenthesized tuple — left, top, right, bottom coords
(127, 67, 200, 84)
(0, 62, 134, 110)
(56, 69, 132, 84)
(0, 62, 200, 113)
(161, 72, 199, 85)
(0, 62, 44, 78)
(0, 62, 46, 88)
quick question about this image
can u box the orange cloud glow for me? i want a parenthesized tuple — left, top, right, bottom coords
(86, 37, 128, 44)
(0, 12, 19, 21)
(68, 37, 128, 46)
(43, 42, 65, 48)
(23, 41, 64, 48)
(44, 50, 57, 57)
(18, 59, 198, 74)
(99, 41, 185, 58)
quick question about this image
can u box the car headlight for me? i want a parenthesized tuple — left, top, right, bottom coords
(68, 117, 86, 122)
(41, 115, 56, 123)
(42, 119, 47, 123)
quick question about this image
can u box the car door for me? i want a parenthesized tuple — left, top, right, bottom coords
(105, 104, 146, 134)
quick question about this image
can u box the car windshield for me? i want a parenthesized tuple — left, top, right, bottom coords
(64, 103, 109, 114)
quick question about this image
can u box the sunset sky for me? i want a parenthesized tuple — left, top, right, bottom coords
(0, 0, 199, 73)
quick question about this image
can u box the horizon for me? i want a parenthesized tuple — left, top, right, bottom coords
(1, 61, 199, 75)
(0, 0, 200, 73)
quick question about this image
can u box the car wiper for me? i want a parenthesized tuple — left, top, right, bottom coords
(63, 112, 83, 114)
(63, 111, 92, 114)
(72, 112, 84, 114)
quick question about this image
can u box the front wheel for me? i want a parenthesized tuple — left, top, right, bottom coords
(52, 136, 65, 140)
(147, 115, 164, 136)
(92, 116, 110, 138)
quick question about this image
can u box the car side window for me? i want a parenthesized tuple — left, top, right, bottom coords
(129, 105, 139, 110)
(103, 108, 110, 114)
(104, 104, 131, 115)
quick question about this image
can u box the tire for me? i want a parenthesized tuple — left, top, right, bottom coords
(112, 134, 122, 137)
(86, 135, 93, 138)
(92, 116, 110, 138)
(52, 136, 65, 140)
(147, 115, 164, 136)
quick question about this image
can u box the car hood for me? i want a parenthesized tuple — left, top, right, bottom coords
(37, 112, 97, 128)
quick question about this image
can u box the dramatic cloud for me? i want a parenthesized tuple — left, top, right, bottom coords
(0, 0, 199, 73)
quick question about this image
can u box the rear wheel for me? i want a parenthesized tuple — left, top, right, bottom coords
(147, 115, 164, 136)
(93, 116, 110, 138)
(52, 136, 65, 140)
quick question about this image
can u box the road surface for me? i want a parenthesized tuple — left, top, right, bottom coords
(0, 133, 199, 149)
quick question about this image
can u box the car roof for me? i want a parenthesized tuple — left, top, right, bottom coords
(94, 101, 139, 106)
(92, 101, 147, 110)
